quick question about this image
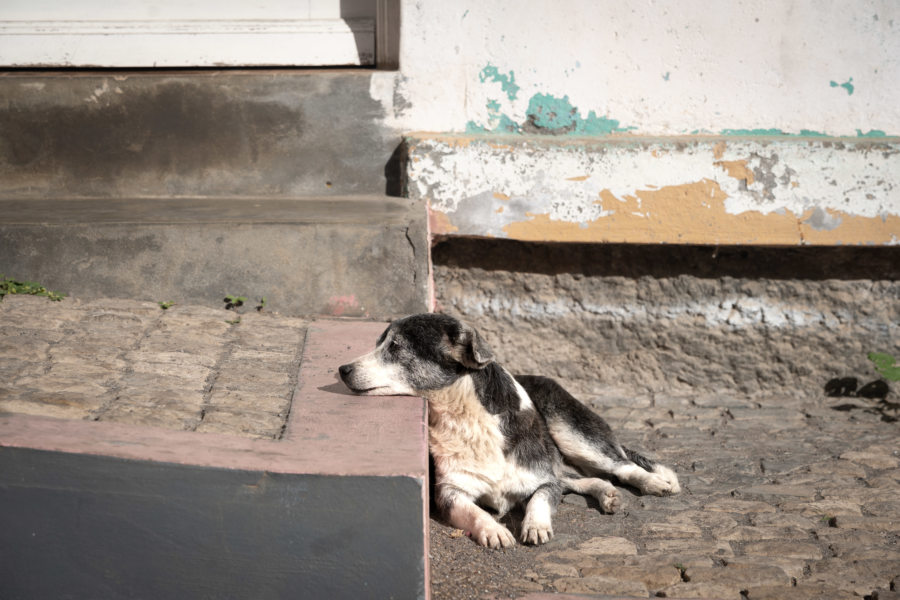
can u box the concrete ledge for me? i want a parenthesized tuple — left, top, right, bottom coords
(408, 133, 900, 246)
(0, 319, 428, 599)
(0, 197, 429, 318)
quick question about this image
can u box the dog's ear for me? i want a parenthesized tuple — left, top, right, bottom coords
(447, 322, 494, 369)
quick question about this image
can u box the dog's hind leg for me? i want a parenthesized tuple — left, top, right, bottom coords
(561, 475, 621, 513)
(558, 430, 680, 496)
(618, 446, 681, 495)
(517, 375, 680, 496)
(609, 447, 681, 496)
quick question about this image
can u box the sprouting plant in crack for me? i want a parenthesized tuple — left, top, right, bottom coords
(868, 352, 900, 382)
(158, 301, 175, 310)
(0, 275, 66, 301)
(224, 294, 247, 310)
(256, 297, 267, 312)
(819, 514, 837, 527)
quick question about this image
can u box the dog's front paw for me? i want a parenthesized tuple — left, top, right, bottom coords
(643, 465, 681, 496)
(473, 520, 516, 549)
(521, 514, 554, 545)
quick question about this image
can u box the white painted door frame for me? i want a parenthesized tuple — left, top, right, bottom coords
(0, 0, 398, 68)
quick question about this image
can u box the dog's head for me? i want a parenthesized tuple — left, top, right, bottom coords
(338, 313, 494, 395)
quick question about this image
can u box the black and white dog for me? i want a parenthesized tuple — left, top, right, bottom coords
(338, 313, 680, 548)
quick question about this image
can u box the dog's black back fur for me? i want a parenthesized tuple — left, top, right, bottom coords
(472, 365, 560, 474)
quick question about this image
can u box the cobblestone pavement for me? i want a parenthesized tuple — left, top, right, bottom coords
(3, 294, 898, 599)
(0, 295, 308, 438)
(430, 392, 900, 599)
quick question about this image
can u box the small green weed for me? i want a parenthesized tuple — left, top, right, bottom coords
(0, 275, 66, 301)
(158, 301, 175, 310)
(819, 514, 837, 527)
(224, 294, 247, 310)
(224, 294, 267, 314)
(868, 352, 900, 382)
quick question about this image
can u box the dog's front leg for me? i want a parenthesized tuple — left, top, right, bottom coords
(521, 483, 559, 545)
(442, 493, 516, 549)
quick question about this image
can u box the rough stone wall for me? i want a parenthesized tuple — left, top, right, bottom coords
(432, 239, 900, 403)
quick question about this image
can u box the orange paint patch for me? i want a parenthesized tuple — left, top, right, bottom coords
(493, 192, 510, 201)
(713, 141, 727, 160)
(566, 175, 591, 182)
(714, 160, 755, 185)
(797, 208, 900, 244)
(501, 179, 900, 245)
(429, 209, 459, 235)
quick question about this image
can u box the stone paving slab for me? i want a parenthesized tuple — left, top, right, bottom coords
(430, 386, 900, 599)
(0, 294, 307, 438)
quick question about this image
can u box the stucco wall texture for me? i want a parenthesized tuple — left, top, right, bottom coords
(377, 0, 900, 137)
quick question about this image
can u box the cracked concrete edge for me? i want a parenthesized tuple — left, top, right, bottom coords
(407, 133, 900, 246)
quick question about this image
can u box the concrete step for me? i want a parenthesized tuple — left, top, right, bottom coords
(0, 305, 429, 599)
(0, 71, 399, 198)
(0, 196, 429, 319)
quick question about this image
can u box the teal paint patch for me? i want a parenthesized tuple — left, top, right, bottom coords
(525, 93, 635, 135)
(479, 64, 519, 101)
(719, 127, 895, 138)
(720, 128, 788, 136)
(482, 98, 520, 133)
(465, 120, 488, 134)
(495, 114, 521, 134)
(663, 72, 671, 81)
(830, 78, 855, 95)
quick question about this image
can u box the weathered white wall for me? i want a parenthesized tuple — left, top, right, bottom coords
(368, 0, 900, 245)
(372, 0, 900, 137)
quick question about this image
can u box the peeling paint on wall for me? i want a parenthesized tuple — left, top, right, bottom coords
(830, 77, 855, 95)
(524, 93, 635, 135)
(466, 87, 634, 136)
(408, 134, 900, 246)
(479, 64, 520, 101)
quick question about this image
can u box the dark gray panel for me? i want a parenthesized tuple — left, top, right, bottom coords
(0, 447, 425, 600)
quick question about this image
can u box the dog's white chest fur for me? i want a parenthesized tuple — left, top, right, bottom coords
(427, 375, 544, 514)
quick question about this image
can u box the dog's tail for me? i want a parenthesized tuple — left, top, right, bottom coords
(621, 445, 656, 471)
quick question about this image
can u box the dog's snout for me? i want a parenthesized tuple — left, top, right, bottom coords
(338, 363, 354, 381)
